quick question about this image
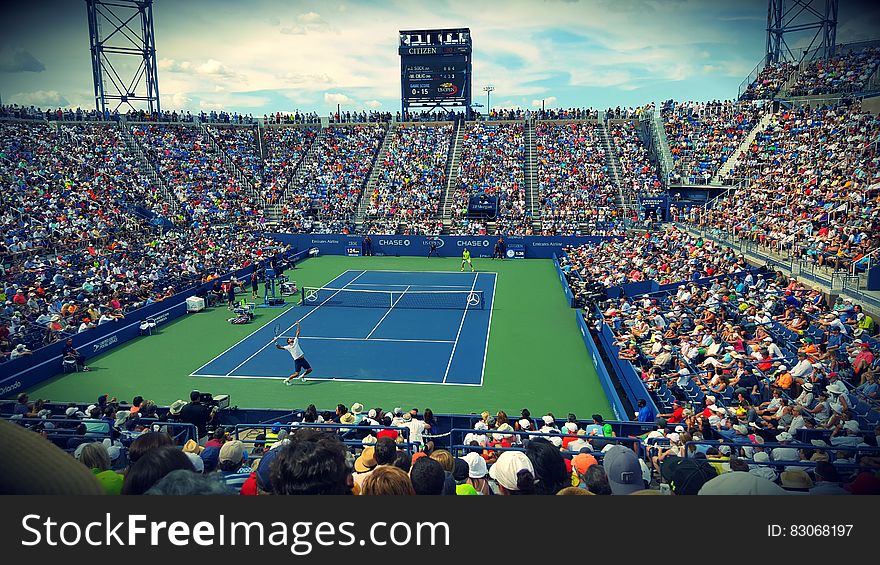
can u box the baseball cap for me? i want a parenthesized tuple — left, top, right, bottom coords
(255, 446, 281, 492)
(602, 445, 644, 495)
(219, 440, 245, 465)
(670, 459, 717, 495)
(572, 453, 598, 475)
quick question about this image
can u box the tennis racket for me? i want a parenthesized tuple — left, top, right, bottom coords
(273, 323, 282, 343)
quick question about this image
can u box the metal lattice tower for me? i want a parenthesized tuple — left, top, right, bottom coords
(86, 0, 161, 114)
(766, 0, 838, 64)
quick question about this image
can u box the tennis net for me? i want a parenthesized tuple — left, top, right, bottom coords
(300, 287, 484, 310)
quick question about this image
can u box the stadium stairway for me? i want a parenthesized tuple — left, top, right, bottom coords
(524, 119, 541, 232)
(355, 122, 396, 230)
(285, 126, 326, 205)
(200, 123, 262, 203)
(649, 106, 674, 183)
(778, 60, 804, 98)
(598, 122, 627, 209)
(440, 118, 465, 233)
(119, 122, 181, 214)
(710, 110, 775, 184)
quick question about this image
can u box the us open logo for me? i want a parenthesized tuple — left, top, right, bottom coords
(424, 238, 445, 249)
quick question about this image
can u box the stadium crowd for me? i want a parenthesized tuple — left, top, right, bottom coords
(261, 126, 319, 204)
(277, 124, 387, 234)
(452, 122, 529, 235)
(3, 386, 878, 494)
(132, 124, 263, 227)
(662, 100, 765, 183)
(586, 245, 880, 461)
(788, 47, 880, 97)
(362, 124, 451, 235)
(608, 120, 663, 198)
(701, 101, 880, 270)
(740, 61, 797, 100)
(559, 226, 746, 289)
(535, 122, 613, 235)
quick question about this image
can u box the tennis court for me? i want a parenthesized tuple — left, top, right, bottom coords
(191, 270, 496, 385)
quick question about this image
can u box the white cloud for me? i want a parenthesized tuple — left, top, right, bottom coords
(324, 92, 353, 105)
(10, 90, 69, 107)
(199, 101, 225, 111)
(280, 11, 330, 35)
(297, 12, 324, 24)
(532, 96, 557, 107)
(159, 58, 240, 78)
(364, 99, 382, 108)
(162, 92, 192, 108)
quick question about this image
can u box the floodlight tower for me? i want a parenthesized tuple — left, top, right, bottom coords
(86, 0, 161, 114)
(766, 0, 838, 63)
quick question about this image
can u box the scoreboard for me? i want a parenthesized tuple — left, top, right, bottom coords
(399, 28, 472, 112)
(402, 56, 469, 103)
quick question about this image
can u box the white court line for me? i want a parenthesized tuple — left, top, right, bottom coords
(347, 283, 472, 289)
(442, 272, 479, 384)
(478, 273, 497, 387)
(218, 270, 367, 377)
(189, 269, 357, 376)
(365, 285, 410, 339)
(347, 269, 498, 275)
(298, 336, 455, 344)
(190, 373, 482, 387)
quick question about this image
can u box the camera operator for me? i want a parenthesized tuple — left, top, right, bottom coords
(179, 390, 218, 442)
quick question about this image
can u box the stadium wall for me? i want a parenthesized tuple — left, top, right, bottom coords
(574, 313, 627, 421)
(552, 253, 576, 307)
(0, 251, 304, 399)
(267, 233, 614, 259)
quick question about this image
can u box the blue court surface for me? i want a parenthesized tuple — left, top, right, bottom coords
(191, 270, 496, 386)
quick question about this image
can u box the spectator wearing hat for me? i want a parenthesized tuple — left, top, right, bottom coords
(488, 450, 536, 495)
(352, 446, 378, 489)
(698, 471, 787, 495)
(10, 343, 32, 360)
(462, 452, 491, 495)
(61, 339, 90, 372)
(805, 389, 832, 426)
(604, 445, 647, 494)
(658, 400, 685, 424)
(571, 453, 598, 490)
(218, 440, 252, 494)
(669, 458, 718, 495)
(451, 458, 479, 495)
(771, 431, 798, 461)
(779, 469, 814, 493)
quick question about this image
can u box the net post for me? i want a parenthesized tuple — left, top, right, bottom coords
(300, 286, 305, 305)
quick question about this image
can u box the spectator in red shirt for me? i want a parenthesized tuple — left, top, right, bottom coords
(658, 400, 685, 424)
(376, 416, 399, 441)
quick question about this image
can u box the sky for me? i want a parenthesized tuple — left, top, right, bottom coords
(1, 0, 879, 116)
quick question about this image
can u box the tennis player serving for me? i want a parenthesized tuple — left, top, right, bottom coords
(276, 321, 312, 385)
(461, 247, 475, 272)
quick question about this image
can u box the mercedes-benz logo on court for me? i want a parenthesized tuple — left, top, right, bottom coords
(466, 292, 481, 306)
(305, 290, 319, 302)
